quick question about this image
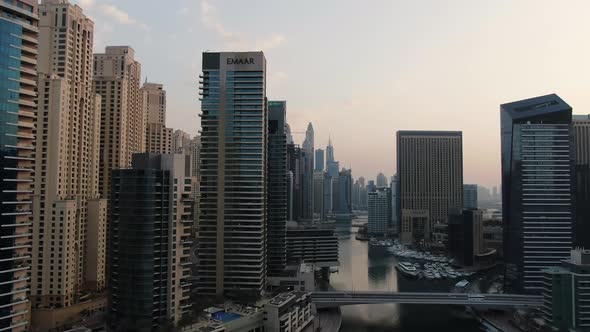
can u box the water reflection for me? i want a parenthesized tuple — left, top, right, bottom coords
(331, 226, 480, 332)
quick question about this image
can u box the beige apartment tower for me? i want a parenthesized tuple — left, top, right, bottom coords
(93, 46, 144, 198)
(396, 131, 463, 246)
(142, 82, 173, 154)
(31, 0, 107, 329)
(0, 0, 38, 331)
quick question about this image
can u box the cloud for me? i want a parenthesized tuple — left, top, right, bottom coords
(100, 4, 150, 31)
(256, 34, 286, 50)
(178, 7, 190, 16)
(77, 0, 95, 9)
(199, 0, 285, 50)
(200, 0, 239, 40)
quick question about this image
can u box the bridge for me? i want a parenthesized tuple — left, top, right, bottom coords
(310, 291, 543, 309)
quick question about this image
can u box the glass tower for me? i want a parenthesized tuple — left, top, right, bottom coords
(267, 101, 287, 276)
(198, 52, 267, 297)
(501, 94, 575, 294)
(0, 1, 37, 331)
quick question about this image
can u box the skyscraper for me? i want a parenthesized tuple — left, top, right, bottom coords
(397, 131, 463, 245)
(573, 115, 590, 248)
(0, 0, 37, 330)
(326, 137, 339, 177)
(368, 188, 392, 236)
(93, 46, 144, 198)
(109, 154, 192, 331)
(142, 82, 172, 154)
(32, 1, 106, 328)
(376, 173, 388, 188)
(501, 94, 575, 294)
(267, 101, 287, 276)
(463, 184, 478, 209)
(197, 52, 267, 297)
(391, 175, 400, 235)
(287, 143, 304, 221)
(315, 149, 325, 172)
(313, 171, 325, 221)
(334, 169, 352, 215)
(172, 129, 192, 154)
(301, 123, 314, 220)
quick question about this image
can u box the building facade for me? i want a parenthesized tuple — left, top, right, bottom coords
(313, 172, 325, 221)
(197, 52, 268, 297)
(376, 173, 387, 188)
(146, 122, 172, 154)
(141, 82, 173, 154)
(573, 114, 590, 248)
(267, 100, 287, 277)
(542, 249, 590, 331)
(501, 94, 575, 294)
(301, 123, 314, 221)
(0, 0, 38, 330)
(368, 188, 392, 236)
(397, 131, 463, 245)
(32, 1, 107, 326)
(315, 149, 324, 172)
(448, 209, 484, 267)
(109, 154, 192, 331)
(286, 224, 339, 268)
(93, 46, 143, 198)
(463, 184, 478, 210)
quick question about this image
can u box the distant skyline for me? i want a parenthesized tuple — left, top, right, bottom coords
(73, 0, 590, 187)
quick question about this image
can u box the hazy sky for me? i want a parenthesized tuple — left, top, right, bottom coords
(74, 0, 590, 188)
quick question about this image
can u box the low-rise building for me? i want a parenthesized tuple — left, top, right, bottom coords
(263, 292, 315, 332)
(286, 223, 339, 268)
(268, 263, 316, 292)
(542, 248, 590, 331)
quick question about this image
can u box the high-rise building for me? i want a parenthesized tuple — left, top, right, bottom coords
(501, 94, 575, 294)
(172, 129, 191, 154)
(141, 82, 165, 125)
(315, 149, 324, 172)
(463, 184, 478, 209)
(146, 122, 172, 154)
(32, 1, 107, 328)
(141, 82, 172, 154)
(326, 138, 339, 178)
(93, 46, 143, 198)
(542, 249, 590, 331)
(352, 180, 361, 210)
(391, 175, 400, 235)
(301, 123, 314, 221)
(313, 172, 325, 221)
(0, 1, 37, 330)
(368, 188, 392, 236)
(448, 209, 484, 267)
(197, 52, 267, 297)
(573, 115, 590, 248)
(397, 131, 463, 245)
(267, 101, 287, 277)
(109, 154, 192, 331)
(334, 169, 352, 215)
(376, 173, 388, 188)
(287, 144, 304, 221)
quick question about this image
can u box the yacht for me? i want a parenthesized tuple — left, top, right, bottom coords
(396, 262, 419, 278)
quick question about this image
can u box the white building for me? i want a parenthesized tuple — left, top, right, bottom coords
(368, 188, 392, 236)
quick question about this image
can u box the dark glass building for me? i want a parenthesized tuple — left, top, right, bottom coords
(268, 101, 288, 276)
(109, 154, 193, 331)
(573, 115, 590, 248)
(501, 94, 575, 294)
(315, 149, 325, 172)
(0, 1, 37, 331)
(197, 52, 267, 297)
(287, 144, 304, 221)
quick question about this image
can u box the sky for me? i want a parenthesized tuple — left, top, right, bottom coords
(73, 0, 590, 188)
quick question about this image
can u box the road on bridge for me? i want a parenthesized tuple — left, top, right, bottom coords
(310, 291, 542, 308)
